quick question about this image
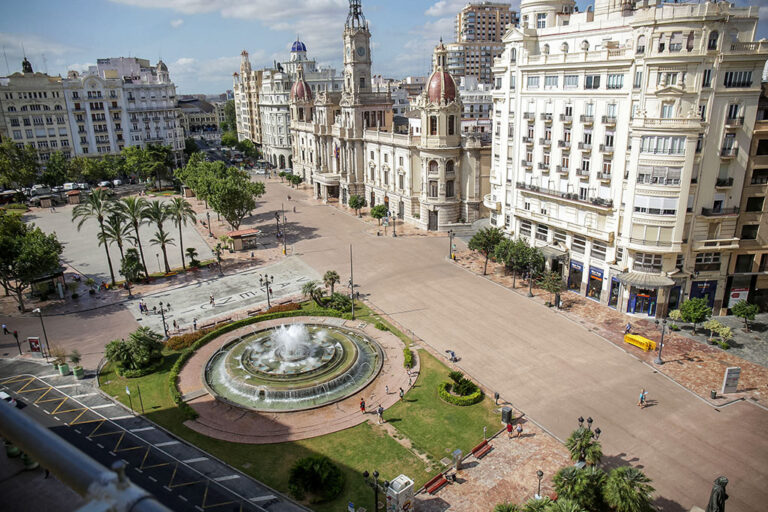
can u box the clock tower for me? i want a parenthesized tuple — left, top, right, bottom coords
(343, 0, 372, 97)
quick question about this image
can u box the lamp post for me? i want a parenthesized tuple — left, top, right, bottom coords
(527, 263, 534, 297)
(390, 210, 397, 237)
(259, 274, 274, 309)
(349, 244, 355, 320)
(576, 416, 601, 467)
(155, 253, 161, 274)
(282, 204, 287, 255)
(448, 229, 455, 259)
(206, 211, 212, 237)
(655, 318, 667, 365)
(157, 302, 169, 339)
(363, 470, 386, 511)
(32, 308, 50, 360)
(536, 469, 544, 499)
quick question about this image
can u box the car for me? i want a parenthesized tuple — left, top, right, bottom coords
(63, 182, 77, 191)
(0, 391, 17, 408)
(77, 183, 90, 190)
(284, 168, 294, 175)
(112, 179, 123, 187)
(98, 181, 114, 188)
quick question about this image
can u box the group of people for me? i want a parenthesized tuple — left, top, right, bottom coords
(358, 386, 406, 424)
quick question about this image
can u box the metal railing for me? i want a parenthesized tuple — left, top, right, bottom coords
(701, 207, 739, 216)
(716, 177, 734, 187)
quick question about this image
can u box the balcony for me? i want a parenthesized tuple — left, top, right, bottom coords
(597, 172, 612, 181)
(539, 138, 552, 147)
(515, 181, 614, 210)
(715, 177, 734, 188)
(633, 263, 664, 273)
(556, 165, 568, 174)
(632, 117, 701, 130)
(576, 169, 590, 178)
(483, 193, 501, 211)
(720, 147, 738, 158)
(521, 159, 533, 168)
(541, 113, 553, 123)
(725, 117, 744, 128)
(560, 114, 573, 124)
(701, 207, 739, 216)
(692, 237, 740, 252)
(580, 115, 594, 124)
(601, 115, 617, 126)
(524, 112, 535, 121)
(578, 142, 592, 151)
(599, 144, 614, 153)
(538, 163, 550, 172)
(522, 136, 534, 145)
(558, 140, 570, 149)
(626, 237, 675, 248)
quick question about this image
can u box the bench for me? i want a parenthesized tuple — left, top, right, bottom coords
(624, 334, 657, 352)
(247, 309, 263, 317)
(215, 317, 232, 326)
(424, 473, 448, 495)
(199, 322, 215, 330)
(471, 439, 493, 459)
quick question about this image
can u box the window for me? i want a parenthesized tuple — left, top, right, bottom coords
(585, 75, 600, 89)
(669, 32, 683, 52)
(398, 174, 404, 190)
(735, 254, 755, 274)
(428, 180, 438, 198)
(698, 103, 706, 121)
(742, 224, 759, 240)
(591, 241, 607, 261)
(564, 128, 571, 142)
(695, 252, 721, 272)
(727, 103, 740, 120)
(606, 74, 624, 89)
(708, 31, 719, 50)
(359, 77, 365, 89)
(636, 165, 681, 185)
(637, 35, 646, 54)
(536, 224, 548, 241)
(634, 71, 642, 88)
(702, 69, 712, 88)
(604, 133, 614, 148)
(520, 220, 532, 237)
(561, 155, 570, 169)
(430, 116, 437, 135)
(527, 76, 540, 89)
(746, 197, 764, 212)
(12, 130, 21, 139)
(448, 115, 455, 135)
(572, 235, 586, 254)
(757, 140, 768, 156)
(545, 76, 558, 88)
(661, 104, 674, 118)
(724, 71, 752, 88)
(446, 160, 455, 174)
(554, 230, 566, 245)
(641, 136, 686, 155)
(446, 180, 454, 197)
(581, 159, 590, 172)
(564, 75, 578, 88)
(399, 156, 404, 166)
(536, 13, 546, 29)
(634, 253, 662, 272)
(583, 131, 592, 145)
(429, 160, 438, 174)
(602, 160, 612, 174)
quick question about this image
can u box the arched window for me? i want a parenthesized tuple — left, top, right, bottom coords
(686, 32, 695, 52)
(7, 106, 15, 112)
(448, 115, 455, 135)
(543, 44, 550, 55)
(561, 42, 569, 54)
(510, 48, 517, 62)
(446, 160, 455, 174)
(708, 31, 719, 50)
(429, 160, 438, 174)
(429, 115, 437, 135)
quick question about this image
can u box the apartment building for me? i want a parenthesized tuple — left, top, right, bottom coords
(490, 0, 768, 316)
(177, 97, 220, 137)
(233, 51, 263, 144)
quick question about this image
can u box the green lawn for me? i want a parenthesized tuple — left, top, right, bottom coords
(99, 303, 501, 510)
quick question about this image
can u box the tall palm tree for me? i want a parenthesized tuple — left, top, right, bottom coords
(543, 498, 585, 512)
(72, 188, 117, 286)
(150, 230, 175, 274)
(565, 427, 603, 466)
(323, 270, 340, 295)
(166, 197, 196, 270)
(493, 503, 520, 512)
(301, 280, 324, 307)
(117, 196, 150, 276)
(602, 467, 655, 512)
(97, 212, 135, 262)
(144, 200, 173, 273)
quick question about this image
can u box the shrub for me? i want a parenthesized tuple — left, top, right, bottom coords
(718, 341, 730, 350)
(71, 292, 79, 299)
(266, 303, 301, 314)
(448, 370, 478, 396)
(3, 203, 28, 211)
(438, 382, 483, 406)
(669, 322, 680, 331)
(403, 348, 414, 369)
(165, 328, 213, 351)
(117, 358, 164, 378)
(105, 327, 163, 372)
(326, 292, 352, 312)
(288, 455, 345, 503)
(374, 321, 389, 331)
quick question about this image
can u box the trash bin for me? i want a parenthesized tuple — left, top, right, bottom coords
(501, 406, 513, 424)
(710, 390, 717, 399)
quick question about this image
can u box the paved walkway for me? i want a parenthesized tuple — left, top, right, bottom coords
(177, 316, 416, 443)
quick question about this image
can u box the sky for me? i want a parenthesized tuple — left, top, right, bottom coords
(1, 0, 767, 95)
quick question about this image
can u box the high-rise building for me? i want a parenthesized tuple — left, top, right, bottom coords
(490, 0, 768, 316)
(233, 51, 263, 144)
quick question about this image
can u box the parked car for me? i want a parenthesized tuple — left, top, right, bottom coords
(97, 181, 114, 188)
(63, 182, 77, 191)
(112, 179, 123, 187)
(30, 185, 52, 196)
(284, 168, 294, 175)
(77, 183, 90, 190)
(0, 391, 17, 408)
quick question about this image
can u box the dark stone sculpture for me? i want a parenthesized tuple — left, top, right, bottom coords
(705, 476, 729, 512)
(22, 57, 33, 73)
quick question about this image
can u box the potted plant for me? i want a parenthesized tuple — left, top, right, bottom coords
(85, 277, 96, 295)
(50, 346, 65, 370)
(67, 281, 79, 300)
(69, 350, 84, 379)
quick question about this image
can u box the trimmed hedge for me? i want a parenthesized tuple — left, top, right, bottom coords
(117, 357, 164, 378)
(266, 302, 301, 314)
(168, 308, 344, 421)
(403, 347, 414, 369)
(438, 381, 484, 406)
(166, 328, 214, 351)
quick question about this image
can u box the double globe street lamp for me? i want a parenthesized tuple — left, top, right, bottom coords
(362, 470, 388, 511)
(259, 274, 274, 309)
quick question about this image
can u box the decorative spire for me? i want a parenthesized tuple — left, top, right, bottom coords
(346, 0, 366, 29)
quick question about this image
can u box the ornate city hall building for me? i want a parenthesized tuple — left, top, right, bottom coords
(289, 0, 491, 230)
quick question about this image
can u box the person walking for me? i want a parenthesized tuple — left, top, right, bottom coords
(376, 404, 384, 424)
(515, 423, 523, 438)
(638, 388, 647, 408)
(193, 318, 198, 331)
(399, 387, 404, 401)
(360, 397, 366, 414)
(172, 320, 178, 332)
(506, 422, 514, 439)
(624, 322, 632, 335)
(209, 295, 215, 307)
(385, 385, 389, 395)
(2, 324, 8, 335)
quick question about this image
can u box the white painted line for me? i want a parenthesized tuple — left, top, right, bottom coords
(213, 475, 240, 482)
(135, 468, 143, 473)
(178, 495, 188, 502)
(74, 429, 82, 434)
(39, 374, 59, 379)
(97, 443, 104, 449)
(130, 427, 155, 433)
(154, 441, 180, 447)
(148, 476, 157, 482)
(182, 457, 208, 464)
(53, 416, 61, 421)
(71, 393, 97, 398)
(195, 506, 204, 512)
(90, 404, 117, 409)
(110, 451, 116, 456)
(110, 415, 133, 420)
(32, 403, 39, 408)
(56, 384, 78, 389)
(163, 486, 172, 492)
(250, 495, 277, 502)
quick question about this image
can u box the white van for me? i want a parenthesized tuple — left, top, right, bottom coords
(63, 182, 77, 191)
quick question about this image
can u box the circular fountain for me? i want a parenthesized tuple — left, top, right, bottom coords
(204, 323, 383, 411)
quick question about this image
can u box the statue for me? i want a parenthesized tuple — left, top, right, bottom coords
(22, 57, 33, 73)
(705, 476, 729, 512)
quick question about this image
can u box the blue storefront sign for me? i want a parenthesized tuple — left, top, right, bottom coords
(587, 267, 604, 301)
(568, 261, 583, 291)
(690, 280, 718, 308)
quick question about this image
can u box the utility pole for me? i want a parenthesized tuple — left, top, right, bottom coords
(282, 203, 287, 255)
(349, 244, 355, 320)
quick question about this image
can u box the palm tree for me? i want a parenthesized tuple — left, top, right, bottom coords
(323, 270, 340, 295)
(150, 230, 175, 274)
(117, 196, 150, 276)
(167, 197, 196, 270)
(544, 498, 586, 512)
(72, 188, 117, 286)
(493, 503, 520, 512)
(565, 427, 603, 466)
(602, 467, 655, 512)
(302, 280, 324, 307)
(143, 200, 173, 273)
(521, 497, 551, 512)
(97, 212, 135, 262)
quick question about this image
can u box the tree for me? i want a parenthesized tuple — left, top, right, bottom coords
(494, 238, 529, 287)
(539, 271, 565, 306)
(41, 152, 70, 187)
(105, 327, 163, 371)
(209, 177, 265, 230)
(543, 499, 586, 512)
(553, 466, 606, 511)
(224, 99, 236, 130)
(288, 174, 303, 188)
(288, 455, 345, 503)
(186, 247, 200, 267)
(565, 427, 602, 466)
(124, 144, 174, 188)
(703, 318, 725, 342)
(0, 139, 39, 190)
(302, 281, 325, 307)
(468, 227, 505, 275)
(167, 197, 196, 270)
(0, 213, 62, 311)
(323, 270, 340, 295)
(370, 204, 389, 225)
(236, 138, 259, 159)
(602, 466, 655, 512)
(221, 131, 239, 148)
(732, 300, 759, 332)
(72, 188, 117, 286)
(120, 248, 144, 295)
(144, 200, 173, 273)
(150, 230, 175, 274)
(679, 297, 712, 334)
(493, 503, 520, 512)
(348, 195, 366, 217)
(184, 137, 200, 159)
(521, 498, 552, 512)
(117, 197, 150, 276)
(97, 212, 135, 262)
(67, 157, 112, 184)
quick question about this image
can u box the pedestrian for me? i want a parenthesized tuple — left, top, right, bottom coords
(209, 294, 215, 306)
(638, 388, 647, 408)
(377, 404, 384, 424)
(399, 387, 404, 401)
(506, 422, 514, 439)
(385, 385, 389, 395)
(515, 423, 523, 438)
(2, 324, 8, 335)
(44, 467, 50, 479)
(138, 304, 143, 316)
(360, 397, 366, 414)
(173, 320, 178, 332)
(193, 318, 198, 331)
(287, 195, 291, 201)
(293, 206, 296, 213)
(624, 322, 632, 335)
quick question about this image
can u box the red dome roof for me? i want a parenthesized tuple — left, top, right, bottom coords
(290, 79, 312, 102)
(427, 70, 456, 103)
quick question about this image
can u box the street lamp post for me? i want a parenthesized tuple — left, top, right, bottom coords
(655, 318, 667, 365)
(390, 210, 397, 237)
(157, 302, 169, 339)
(259, 274, 274, 309)
(206, 211, 212, 237)
(527, 263, 534, 297)
(32, 308, 50, 360)
(448, 229, 455, 259)
(536, 469, 544, 499)
(349, 244, 355, 320)
(363, 470, 387, 511)
(282, 205, 287, 255)
(576, 416, 601, 466)
(155, 253, 161, 274)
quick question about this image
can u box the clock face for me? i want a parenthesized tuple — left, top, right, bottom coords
(357, 46, 366, 57)
(346, 46, 351, 57)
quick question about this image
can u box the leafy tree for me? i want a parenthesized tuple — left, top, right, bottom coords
(41, 152, 70, 187)
(0, 212, 62, 311)
(348, 195, 366, 217)
(97, 212, 135, 262)
(144, 200, 173, 273)
(703, 318, 725, 342)
(493, 503, 520, 512)
(221, 131, 239, 148)
(288, 174, 303, 188)
(116, 197, 150, 276)
(101, 154, 125, 181)
(184, 137, 200, 159)
(223, 99, 236, 130)
(494, 238, 529, 287)
(602, 466, 655, 512)
(236, 138, 259, 159)
(0, 139, 39, 190)
(72, 188, 117, 286)
(167, 197, 196, 270)
(679, 297, 711, 334)
(468, 227, 504, 275)
(370, 204, 389, 225)
(323, 270, 340, 294)
(185, 247, 200, 268)
(732, 300, 759, 332)
(209, 177, 265, 229)
(302, 280, 325, 307)
(105, 327, 163, 371)
(326, 292, 352, 312)
(565, 427, 602, 466)
(123, 144, 174, 188)
(67, 157, 112, 184)
(538, 271, 565, 306)
(288, 455, 345, 503)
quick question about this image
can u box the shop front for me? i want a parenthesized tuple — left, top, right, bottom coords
(608, 277, 620, 308)
(617, 271, 675, 318)
(586, 267, 604, 301)
(690, 280, 717, 308)
(568, 261, 584, 292)
(628, 288, 658, 316)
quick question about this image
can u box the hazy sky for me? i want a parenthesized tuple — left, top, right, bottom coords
(1, 0, 767, 95)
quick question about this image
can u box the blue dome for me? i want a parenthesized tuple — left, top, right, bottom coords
(291, 40, 307, 52)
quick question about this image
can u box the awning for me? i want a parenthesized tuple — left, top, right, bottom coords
(314, 173, 340, 185)
(539, 245, 567, 259)
(617, 271, 675, 288)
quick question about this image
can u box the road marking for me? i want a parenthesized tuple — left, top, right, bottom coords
(130, 427, 155, 433)
(90, 403, 117, 409)
(71, 393, 97, 398)
(164, 486, 172, 492)
(135, 468, 143, 473)
(53, 416, 60, 421)
(74, 429, 82, 434)
(195, 506, 203, 512)
(32, 403, 39, 408)
(250, 495, 277, 502)
(110, 451, 116, 456)
(56, 384, 78, 389)
(97, 443, 104, 449)
(110, 415, 133, 420)
(148, 476, 157, 482)
(213, 475, 239, 482)
(39, 374, 60, 379)
(182, 457, 208, 463)
(155, 441, 180, 447)
(178, 495, 188, 502)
